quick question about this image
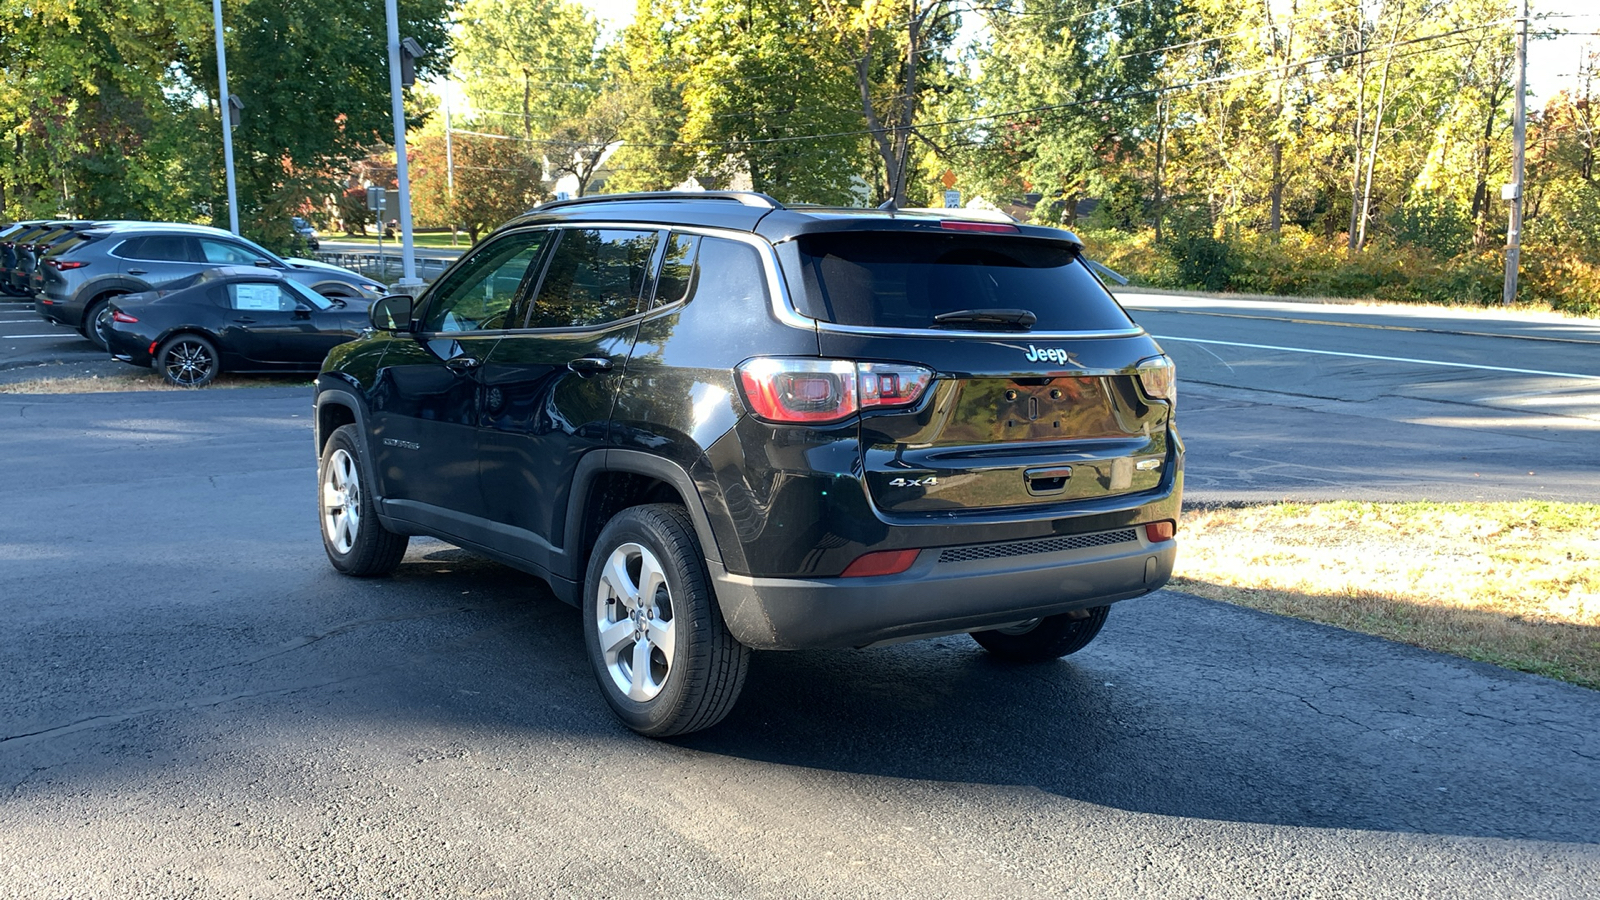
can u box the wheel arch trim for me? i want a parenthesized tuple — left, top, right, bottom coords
(566, 450, 725, 579)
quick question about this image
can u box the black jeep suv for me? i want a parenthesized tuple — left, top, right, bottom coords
(314, 192, 1182, 736)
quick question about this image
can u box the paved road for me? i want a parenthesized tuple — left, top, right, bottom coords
(1, 387, 1596, 897)
(1121, 294, 1599, 503)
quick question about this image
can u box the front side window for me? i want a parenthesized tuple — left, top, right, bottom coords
(527, 228, 660, 329)
(199, 239, 266, 265)
(227, 282, 302, 312)
(421, 230, 549, 332)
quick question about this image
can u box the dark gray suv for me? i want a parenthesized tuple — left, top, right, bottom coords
(35, 222, 385, 349)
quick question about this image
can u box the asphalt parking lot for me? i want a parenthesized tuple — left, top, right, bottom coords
(3, 393, 1598, 899)
(1, 296, 1597, 897)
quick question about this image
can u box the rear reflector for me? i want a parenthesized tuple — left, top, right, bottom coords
(1145, 521, 1175, 543)
(939, 220, 1019, 234)
(840, 549, 921, 578)
(111, 310, 138, 323)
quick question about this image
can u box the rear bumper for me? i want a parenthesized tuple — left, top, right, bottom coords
(709, 527, 1176, 650)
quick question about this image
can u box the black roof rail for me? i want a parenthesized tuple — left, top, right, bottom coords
(531, 191, 785, 214)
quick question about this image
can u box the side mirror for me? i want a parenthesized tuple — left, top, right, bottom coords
(369, 293, 415, 332)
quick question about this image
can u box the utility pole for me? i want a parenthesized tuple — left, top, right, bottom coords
(444, 99, 456, 247)
(385, 0, 421, 291)
(1502, 0, 1529, 306)
(212, 0, 239, 236)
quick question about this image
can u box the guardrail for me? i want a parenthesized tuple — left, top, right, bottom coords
(316, 251, 453, 286)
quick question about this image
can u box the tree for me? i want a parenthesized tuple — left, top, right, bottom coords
(970, 0, 1181, 224)
(410, 131, 546, 242)
(454, 0, 602, 141)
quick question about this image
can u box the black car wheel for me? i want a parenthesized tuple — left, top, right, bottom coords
(319, 424, 408, 576)
(970, 605, 1111, 662)
(81, 293, 125, 350)
(584, 504, 749, 737)
(156, 334, 220, 387)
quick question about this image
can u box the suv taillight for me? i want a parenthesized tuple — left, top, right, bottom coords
(1136, 355, 1175, 409)
(45, 259, 86, 270)
(736, 358, 934, 424)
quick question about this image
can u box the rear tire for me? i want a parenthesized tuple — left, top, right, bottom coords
(82, 293, 124, 350)
(319, 424, 408, 576)
(970, 606, 1111, 661)
(584, 504, 749, 737)
(156, 334, 220, 387)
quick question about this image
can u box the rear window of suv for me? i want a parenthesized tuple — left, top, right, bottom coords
(790, 232, 1134, 333)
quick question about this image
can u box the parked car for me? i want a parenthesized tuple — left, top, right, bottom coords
(105, 267, 373, 387)
(34, 221, 385, 350)
(312, 191, 1182, 737)
(291, 216, 320, 250)
(1, 221, 63, 295)
(22, 221, 115, 297)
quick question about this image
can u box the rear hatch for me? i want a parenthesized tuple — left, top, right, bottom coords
(793, 228, 1174, 515)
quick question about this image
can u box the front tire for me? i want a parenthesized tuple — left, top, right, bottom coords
(584, 504, 749, 737)
(319, 424, 408, 576)
(156, 334, 220, 387)
(970, 605, 1111, 661)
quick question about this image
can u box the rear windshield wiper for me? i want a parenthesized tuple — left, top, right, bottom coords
(932, 308, 1038, 331)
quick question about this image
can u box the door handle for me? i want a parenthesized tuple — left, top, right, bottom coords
(445, 356, 481, 372)
(233, 317, 257, 324)
(126, 268, 147, 275)
(567, 356, 614, 375)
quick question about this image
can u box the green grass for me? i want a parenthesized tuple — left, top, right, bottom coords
(325, 231, 469, 250)
(1174, 501, 1600, 689)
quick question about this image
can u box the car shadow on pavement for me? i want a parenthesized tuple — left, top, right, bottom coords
(676, 591, 1600, 845)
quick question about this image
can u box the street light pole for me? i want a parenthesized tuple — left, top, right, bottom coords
(445, 98, 456, 247)
(385, 0, 420, 290)
(212, 0, 239, 236)
(1502, 0, 1529, 306)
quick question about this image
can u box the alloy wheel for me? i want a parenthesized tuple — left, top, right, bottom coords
(163, 340, 214, 386)
(321, 447, 361, 554)
(594, 542, 676, 702)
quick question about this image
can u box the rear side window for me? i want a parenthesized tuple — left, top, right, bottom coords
(45, 235, 90, 258)
(650, 234, 767, 311)
(791, 232, 1133, 332)
(527, 228, 660, 329)
(118, 235, 194, 262)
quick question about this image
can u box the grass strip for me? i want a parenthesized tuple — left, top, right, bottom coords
(1173, 501, 1600, 689)
(0, 372, 311, 393)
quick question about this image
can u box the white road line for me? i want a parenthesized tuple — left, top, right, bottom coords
(1151, 334, 1600, 381)
(2, 333, 72, 339)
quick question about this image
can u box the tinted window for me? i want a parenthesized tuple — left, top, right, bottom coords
(689, 237, 766, 309)
(792, 232, 1133, 332)
(528, 228, 660, 329)
(44, 235, 89, 258)
(653, 233, 700, 308)
(422, 230, 549, 332)
(119, 235, 193, 262)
